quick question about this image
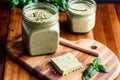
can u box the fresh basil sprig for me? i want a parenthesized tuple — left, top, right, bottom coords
(44, 0, 68, 12)
(97, 64, 109, 73)
(93, 58, 108, 73)
(82, 66, 97, 80)
(9, 0, 19, 10)
(82, 58, 108, 80)
(9, 0, 39, 10)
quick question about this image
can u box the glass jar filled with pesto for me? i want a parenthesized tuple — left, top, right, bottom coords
(22, 3, 59, 56)
(67, 0, 96, 33)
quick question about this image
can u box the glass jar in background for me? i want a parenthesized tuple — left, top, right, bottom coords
(66, 0, 96, 33)
(22, 3, 59, 56)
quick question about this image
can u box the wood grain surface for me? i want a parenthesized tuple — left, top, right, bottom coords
(0, 3, 120, 80)
(5, 5, 120, 80)
(6, 32, 120, 80)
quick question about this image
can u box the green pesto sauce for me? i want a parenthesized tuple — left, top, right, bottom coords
(22, 8, 59, 56)
(26, 9, 54, 21)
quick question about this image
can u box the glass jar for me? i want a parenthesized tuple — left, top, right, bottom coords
(22, 3, 59, 56)
(67, 0, 96, 33)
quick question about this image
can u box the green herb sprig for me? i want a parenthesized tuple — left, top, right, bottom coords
(44, 0, 68, 12)
(9, 0, 39, 10)
(8, 0, 69, 11)
(82, 58, 108, 80)
(8, 0, 92, 11)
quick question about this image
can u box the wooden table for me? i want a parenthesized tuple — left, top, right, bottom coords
(0, 2, 120, 80)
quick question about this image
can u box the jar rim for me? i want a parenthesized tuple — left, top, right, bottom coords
(67, 0, 96, 15)
(22, 2, 59, 23)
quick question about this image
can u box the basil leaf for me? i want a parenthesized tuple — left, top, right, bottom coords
(82, 58, 108, 80)
(32, 0, 39, 3)
(98, 64, 108, 73)
(20, 0, 38, 8)
(82, 66, 97, 80)
(59, 4, 66, 12)
(93, 58, 101, 71)
(26, 0, 33, 4)
(93, 58, 101, 65)
(10, 0, 19, 10)
(57, 0, 66, 4)
(21, 0, 27, 7)
(44, 0, 67, 12)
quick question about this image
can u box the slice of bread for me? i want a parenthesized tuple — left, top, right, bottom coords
(51, 52, 83, 76)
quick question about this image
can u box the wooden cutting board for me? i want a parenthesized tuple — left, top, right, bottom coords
(6, 24, 120, 80)
(6, 9, 120, 80)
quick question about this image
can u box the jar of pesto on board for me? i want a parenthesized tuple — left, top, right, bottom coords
(22, 3, 59, 56)
(67, 0, 96, 33)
